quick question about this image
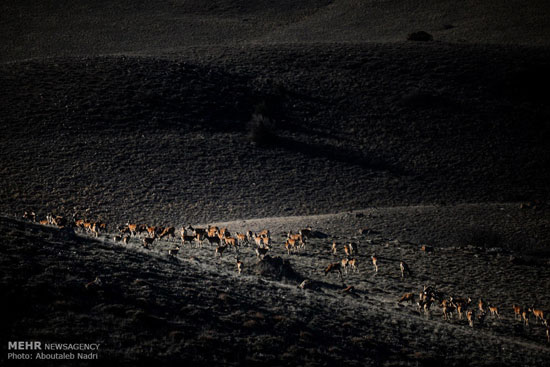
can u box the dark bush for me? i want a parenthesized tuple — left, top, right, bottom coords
(407, 31, 433, 41)
(248, 113, 277, 146)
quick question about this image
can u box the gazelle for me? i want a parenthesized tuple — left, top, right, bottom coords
(371, 254, 378, 273)
(331, 242, 337, 256)
(143, 235, 156, 249)
(255, 246, 269, 259)
(528, 307, 545, 324)
(513, 305, 522, 320)
(478, 298, 485, 313)
(488, 305, 500, 319)
(522, 309, 530, 326)
(467, 310, 474, 328)
(348, 258, 358, 273)
(341, 258, 349, 274)
(168, 246, 180, 257)
(398, 293, 415, 305)
(400, 261, 411, 278)
(324, 262, 342, 278)
(236, 258, 243, 274)
(215, 244, 228, 258)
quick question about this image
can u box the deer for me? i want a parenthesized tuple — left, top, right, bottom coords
(195, 233, 206, 248)
(331, 242, 337, 256)
(324, 262, 342, 278)
(23, 211, 36, 222)
(143, 235, 156, 249)
(159, 226, 176, 240)
(467, 310, 474, 328)
(285, 238, 297, 255)
(488, 305, 500, 319)
(341, 258, 349, 274)
(348, 258, 358, 273)
(349, 242, 358, 256)
(122, 236, 130, 245)
(215, 244, 228, 258)
(146, 226, 157, 238)
(207, 226, 219, 237)
(344, 244, 351, 257)
(224, 236, 238, 252)
(258, 229, 270, 238)
(371, 254, 378, 273)
(206, 234, 222, 248)
(400, 261, 411, 278)
(299, 227, 312, 239)
(255, 246, 269, 259)
(528, 306, 545, 324)
(398, 292, 415, 305)
(443, 303, 456, 321)
(236, 233, 247, 246)
(168, 246, 180, 257)
(127, 223, 138, 236)
(478, 298, 485, 313)
(522, 309, 530, 326)
(513, 304, 522, 321)
(236, 258, 243, 274)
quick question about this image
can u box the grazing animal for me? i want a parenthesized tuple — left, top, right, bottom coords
(443, 303, 456, 321)
(299, 227, 312, 239)
(528, 307, 545, 324)
(127, 223, 138, 236)
(421, 245, 434, 253)
(85, 277, 102, 289)
(39, 219, 48, 225)
(143, 235, 156, 249)
(400, 261, 411, 278)
(488, 305, 500, 319)
(168, 247, 180, 256)
(207, 226, 219, 237)
(255, 247, 269, 259)
(224, 236, 237, 250)
(341, 258, 349, 274)
(215, 244, 227, 258)
(398, 293, 416, 305)
(513, 305, 522, 320)
(324, 262, 342, 278)
(348, 258, 358, 273)
(349, 242, 358, 256)
(195, 233, 206, 247)
(146, 226, 157, 237)
(331, 242, 337, 256)
(23, 211, 36, 222)
(236, 258, 243, 274)
(236, 233, 247, 246)
(254, 235, 263, 247)
(371, 255, 378, 273)
(467, 310, 474, 328)
(342, 285, 355, 294)
(344, 244, 351, 257)
(258, 229, 270, 238)
(122, 236, 130, 245)
(522, 309, 530, 326)
(478, 299, 485, 313)
(288, 232, 302, 242)
(206, 235, 221, 247)
(285, 238, 297, 254)
(159, 226, 176, 240)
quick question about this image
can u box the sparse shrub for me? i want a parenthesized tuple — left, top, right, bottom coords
(248, 113, 277, 146)
(407, 31, 433, 41)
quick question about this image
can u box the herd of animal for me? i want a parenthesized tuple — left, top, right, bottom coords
(21, 210, 550, 345)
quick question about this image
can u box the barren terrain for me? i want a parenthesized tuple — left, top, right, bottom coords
(1, 0, 550, 365)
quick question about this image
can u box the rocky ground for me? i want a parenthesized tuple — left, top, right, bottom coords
(1, 1, 550, 365)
